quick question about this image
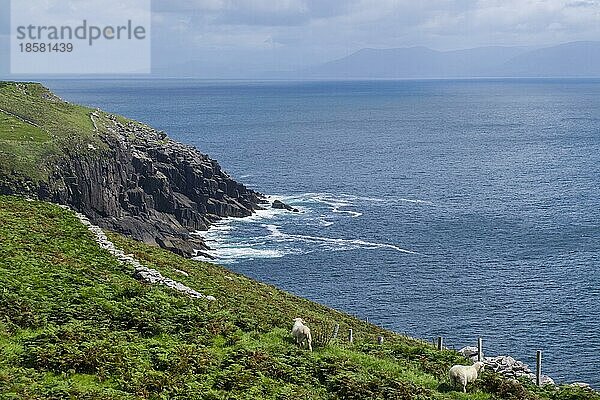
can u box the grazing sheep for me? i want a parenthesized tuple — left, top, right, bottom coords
(449, 361, 485, 392)
(291, 318, 312, 351)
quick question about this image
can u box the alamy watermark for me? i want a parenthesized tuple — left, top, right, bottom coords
(11, 0, 151, 74)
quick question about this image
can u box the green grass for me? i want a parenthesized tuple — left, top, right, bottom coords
(0, 195, 597, 399)
(0, 111, 50, 142)
(0, 82, 113, 182)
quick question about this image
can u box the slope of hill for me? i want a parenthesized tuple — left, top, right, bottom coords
(500, 41, 600, 77)
(1, 195, 597, 399)
(302, 42, 600, 79)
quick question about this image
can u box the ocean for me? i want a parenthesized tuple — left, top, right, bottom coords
(45, 79, 600, 387)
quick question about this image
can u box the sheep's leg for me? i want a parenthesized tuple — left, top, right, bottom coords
(457, 377, 467, 393)
(308, 339, 312, 352)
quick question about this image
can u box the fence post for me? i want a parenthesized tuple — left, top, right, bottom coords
(348, 329, 353, 343)
(536, 350, 542, 386)
(437, 336, 443, 351)
(332, 324, 339, 340)
(378, 336, 384, 345)
(478, 337, 483, 362)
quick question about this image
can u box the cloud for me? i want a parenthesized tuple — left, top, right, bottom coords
(335, 0, 600, 48)
(152, 0, 355, 26)
(213, 1, 312, 26)
(565, 0, 598, 7)
(150, 0, 600, 47)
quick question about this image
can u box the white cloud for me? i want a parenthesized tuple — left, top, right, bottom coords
(153, 0, 354, 26)
(153, 0, 599, 72)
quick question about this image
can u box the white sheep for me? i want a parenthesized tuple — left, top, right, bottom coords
(291, 318, 312, 351)
(449, 361, 485, 392)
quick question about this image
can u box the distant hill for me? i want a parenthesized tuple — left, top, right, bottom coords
(301, 41, 600, 79)
(499, 41, 600, 77)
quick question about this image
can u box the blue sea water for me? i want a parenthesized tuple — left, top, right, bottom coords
(45, 79, 600, 387)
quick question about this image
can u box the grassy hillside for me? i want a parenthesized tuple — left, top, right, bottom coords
(0, 82, 117, 183)
(0, 195, 596, 400)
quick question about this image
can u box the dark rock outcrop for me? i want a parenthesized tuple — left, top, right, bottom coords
(16, 113, 265, 257)
(272, 199, 299, 212)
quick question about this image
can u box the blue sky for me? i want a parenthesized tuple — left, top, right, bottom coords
(1, 0, 600, 76)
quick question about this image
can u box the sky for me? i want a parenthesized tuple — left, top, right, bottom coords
(1, 0, 599, 77)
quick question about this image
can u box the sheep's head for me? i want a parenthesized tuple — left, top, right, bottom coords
(293, 317, 305, 324)
(473, 362, 485, 372)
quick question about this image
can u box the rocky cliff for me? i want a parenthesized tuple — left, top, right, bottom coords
(50, 114, 267, 257)
(0, 83, 265, 257)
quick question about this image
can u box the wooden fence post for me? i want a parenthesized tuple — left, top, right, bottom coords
(536, 350, 542, 386)
(348, 329, 353, 343)
(332, 324, 339, 340)
(437, 336, 443, 351)
(478, 337, 483, 362)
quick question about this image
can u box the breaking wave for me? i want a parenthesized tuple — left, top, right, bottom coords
(192, 192, 422, 263)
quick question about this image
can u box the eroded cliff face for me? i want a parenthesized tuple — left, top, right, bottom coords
(37, 113, 264, 257)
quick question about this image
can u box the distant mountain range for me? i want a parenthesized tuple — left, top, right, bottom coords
(300, 41, 600, 79)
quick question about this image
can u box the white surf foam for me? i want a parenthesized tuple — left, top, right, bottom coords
(274, 192, 432, 219)
(397, 198, 434, 205)
(332, 208, 363, 217)
(279, 192, 386, 203)
(239, 207, 286, 222)
(192, 191, 422, 263)
(293, 234, 417, 254)
(264, 224, 281, 235)
(288, 193, 364, 218)
(319, 218, 335, 227)
(263, 224, 417, 255)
